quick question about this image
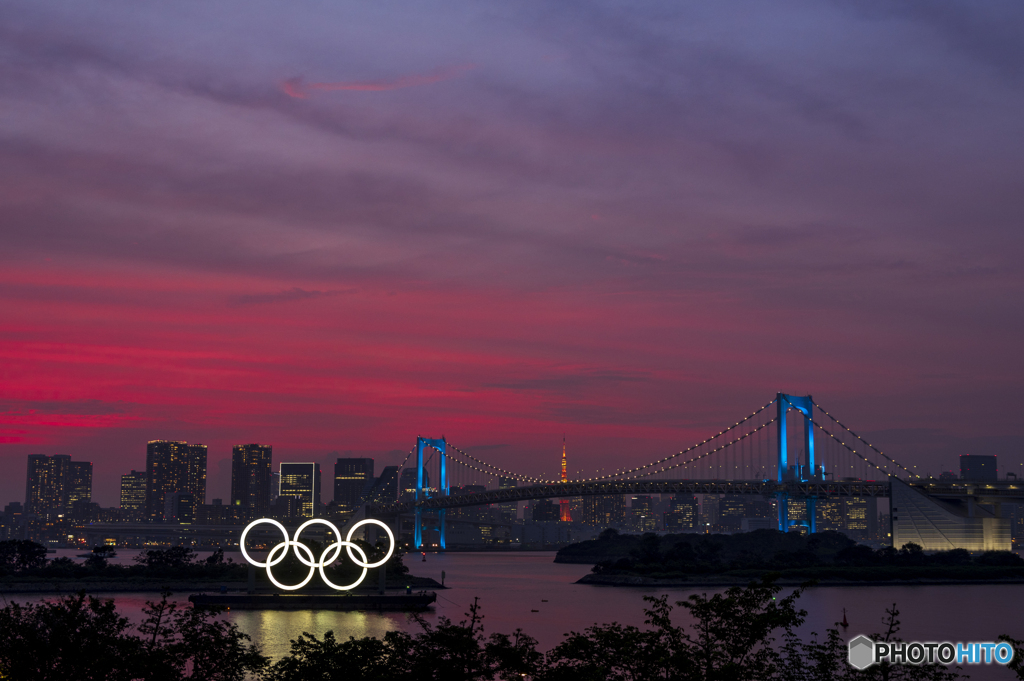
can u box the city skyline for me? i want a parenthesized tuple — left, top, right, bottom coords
(2, 2, 1023, 508)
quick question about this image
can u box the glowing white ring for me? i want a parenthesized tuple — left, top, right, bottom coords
(264, 540, 317, 591)
(239, 518, 290, 568)
(318, 541, 368, 591)
(292, 519, 342, 567)
(345, 519, 395, 569)
(240, 517, 395, 591)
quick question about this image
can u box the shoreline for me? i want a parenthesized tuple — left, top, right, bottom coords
(577, 573, 1024, 587)
(0, 575, 445, 595)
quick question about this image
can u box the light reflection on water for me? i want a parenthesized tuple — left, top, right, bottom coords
(13, 551, 1024, 680)
(226, 608, 418, 660)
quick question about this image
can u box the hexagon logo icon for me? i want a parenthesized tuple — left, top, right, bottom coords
(848, 635, 875, 670)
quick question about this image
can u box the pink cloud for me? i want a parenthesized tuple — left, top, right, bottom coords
(282, 64, 475, 98)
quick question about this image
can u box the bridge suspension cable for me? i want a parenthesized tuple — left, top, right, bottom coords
(811, 419, 913, 480)
(575, 398, 776, 482)
(445, 451, 513, 484)
(443, 442, 551, 484)
(625, 417, 777, 480)
(500, 398, 779, 484)
(812, 401, 917, 478)
(438, 399, 777, 484)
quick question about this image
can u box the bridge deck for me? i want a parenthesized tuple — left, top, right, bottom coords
(368, 479, 892, 515)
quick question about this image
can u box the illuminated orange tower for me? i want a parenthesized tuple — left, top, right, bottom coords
(559, 436, 571, 521)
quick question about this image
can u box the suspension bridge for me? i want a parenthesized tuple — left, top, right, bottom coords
(364, 394, 1024, 551)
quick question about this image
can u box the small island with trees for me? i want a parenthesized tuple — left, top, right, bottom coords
(556, 528, 1024, 586)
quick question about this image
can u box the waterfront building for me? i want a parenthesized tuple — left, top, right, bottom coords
(66, 461, 92, 511)
(120, 470, 147, 521)
(279, 462, 321, 517)
(498, 476, 518, 521)
(960, 455, 997, 481)
(892, 478, 1009, 550)
(230, 444, 273, 519)
(145, 441, 207, 523)
(1, 502, 25, 540)
(333, 458, 374, 513)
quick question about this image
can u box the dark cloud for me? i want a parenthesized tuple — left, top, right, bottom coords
(0, 400, 133, 416)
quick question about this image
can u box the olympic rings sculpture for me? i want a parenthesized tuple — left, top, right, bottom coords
(240, 518, 395, 591)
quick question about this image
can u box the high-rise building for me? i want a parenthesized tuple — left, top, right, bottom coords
(449, 484, 488, 520)
(0, 502, 24, 541)
(270, 472, 280, 502)
(25, 454, 90, 515)
(498, 476, 518, 521)
(365, 466, 399, 504)
(399, 467, 428, 501)
(25, 454, 70, 515)
(333, 458, 374, 513)
(66, 461, 93, 511)
(719, 495, 748, 531)
(231, 444, 272, 519)
(630, 495, 657, 532)
(145, 440, 207, 523)
(664, 494, 699, 532)
(279, 462, 321, 517)
(163, 492, 195, 525)
(788, 499, 808, 526)
(843, 497, 878, 540)
(580, 495, 626, 527)
(120, 470, 147, 521)
(700, 495, 719, 529)
(960, 455, 998, 481)
(532, 498, 560, 521)
(816, 499, 844, 532)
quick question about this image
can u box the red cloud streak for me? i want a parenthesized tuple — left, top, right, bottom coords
(282, 64, 475, 98)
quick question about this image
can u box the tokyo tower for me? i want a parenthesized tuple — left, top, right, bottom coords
(560, 436, 571, 521)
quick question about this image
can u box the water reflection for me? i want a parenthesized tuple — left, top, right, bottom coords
(228, 609, 416, 660)
(15, 551, 1024, 680)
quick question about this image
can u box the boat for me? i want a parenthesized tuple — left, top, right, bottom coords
(841, 608, 849, 628)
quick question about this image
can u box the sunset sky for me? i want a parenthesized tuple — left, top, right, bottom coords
(2, 1, 1022, 506)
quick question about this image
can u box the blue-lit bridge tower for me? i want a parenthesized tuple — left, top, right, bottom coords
(414, 436, 448, 549)
(776, 393, 816, 532)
